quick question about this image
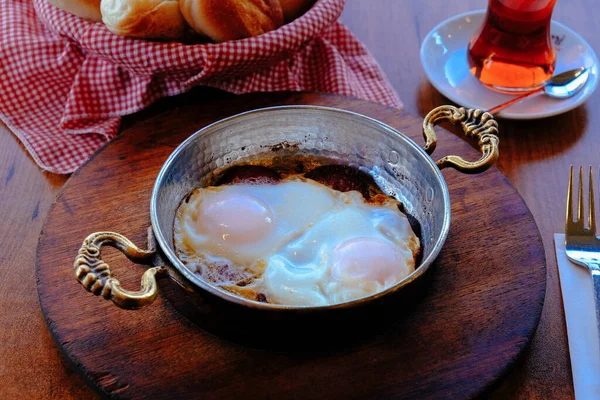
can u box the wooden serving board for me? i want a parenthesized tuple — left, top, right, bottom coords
(36, 92, 546, 399)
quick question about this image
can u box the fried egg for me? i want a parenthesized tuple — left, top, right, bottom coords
(174, 176, 420, 306)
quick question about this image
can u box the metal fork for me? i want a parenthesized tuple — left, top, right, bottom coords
(565, 166, 600, 334)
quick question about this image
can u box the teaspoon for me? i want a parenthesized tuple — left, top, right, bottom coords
(488, 67, 590, 115)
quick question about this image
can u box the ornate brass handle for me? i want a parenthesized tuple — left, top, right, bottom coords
(74, 232, 165, 309)
(422, 106, 499, 173)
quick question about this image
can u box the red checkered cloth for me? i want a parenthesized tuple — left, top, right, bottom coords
(0, 0, 401, 174)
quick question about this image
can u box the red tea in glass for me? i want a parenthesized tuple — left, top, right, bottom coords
(468, 0, 557, 92)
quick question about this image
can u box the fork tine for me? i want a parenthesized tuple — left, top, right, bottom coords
(578, 166, 584, 223)
(590, 166, 596, 234)
(567, 165, 574, 226)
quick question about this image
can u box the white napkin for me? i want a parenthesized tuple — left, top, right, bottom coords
(555, 233, 600, 399)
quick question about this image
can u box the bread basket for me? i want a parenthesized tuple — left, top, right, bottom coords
(33, 0, 394, 106)
(3, 0, 399, 174)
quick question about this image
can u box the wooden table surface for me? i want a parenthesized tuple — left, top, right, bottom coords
(0, 0, 596, 398)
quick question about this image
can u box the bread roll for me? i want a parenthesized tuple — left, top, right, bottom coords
(179, 0, 284, 42)
(279, 0, 315, 22)
(101, 0, 187, 40)
(47, 0, 102, 22)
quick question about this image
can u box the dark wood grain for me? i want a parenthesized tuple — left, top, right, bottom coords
(0, 124, 92, 399)
(36, 93, 546, 399)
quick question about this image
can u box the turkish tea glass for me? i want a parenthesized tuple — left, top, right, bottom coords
(468, 0, 558, 93)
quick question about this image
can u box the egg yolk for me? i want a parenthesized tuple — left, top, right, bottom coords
(330, 237, 406, 285)
(197, 192, 275, 245)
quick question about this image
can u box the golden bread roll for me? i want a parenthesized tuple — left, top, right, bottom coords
(101, 0, 187, 40)
(279, 0, 315, 22)
(179, 0, 284, 42)
(47, 0, 102, 22)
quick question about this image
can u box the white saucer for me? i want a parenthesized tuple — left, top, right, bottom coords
(420, 10, 599, 119)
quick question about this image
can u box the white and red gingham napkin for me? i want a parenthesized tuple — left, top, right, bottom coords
(0, 0, 401, 174)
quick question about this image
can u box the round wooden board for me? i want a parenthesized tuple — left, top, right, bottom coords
(37, 92, 546, 399)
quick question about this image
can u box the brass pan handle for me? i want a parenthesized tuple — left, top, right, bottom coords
(74, 232, 165, 309)
(422, 106, 499, 173)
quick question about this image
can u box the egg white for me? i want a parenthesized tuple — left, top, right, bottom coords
(263, 191, 418, 305)
(174, 177, 420, 306)
(175, 180, 337, 273)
